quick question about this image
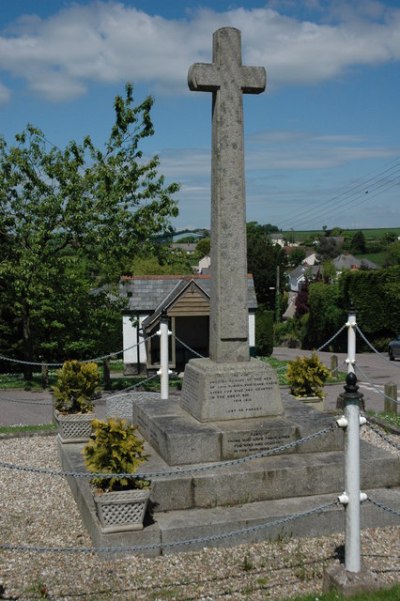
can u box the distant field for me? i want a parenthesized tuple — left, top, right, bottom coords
(281, 227, 400, 242)
(356, 252, 387, 266)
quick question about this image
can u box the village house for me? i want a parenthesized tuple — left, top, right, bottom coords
(120, 274, 258, 374)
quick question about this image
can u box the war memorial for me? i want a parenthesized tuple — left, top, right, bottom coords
(60, 28, 400, 556)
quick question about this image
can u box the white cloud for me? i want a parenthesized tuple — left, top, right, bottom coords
(247, 129, 399, 170)
(0, 81, 11, 105)
(0, 1, 400, 101)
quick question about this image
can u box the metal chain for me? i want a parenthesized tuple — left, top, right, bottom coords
(0, 333, 158, 368)
(355, 364, 400, 405)
(367, 496, 400, 518)
(316, 324, 347, 351)
(101, 372, 160, 402)
(0, 500, 338, 555)
(0, 397, 53, 406)
(366, 420, 400, 451)
(0, 424, 335, 480)
(356, 325, 400, 366)
(0, 373, 160, 406)
(173, 334, 206, 358)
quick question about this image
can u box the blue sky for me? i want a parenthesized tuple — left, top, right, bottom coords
(1, 1, 399, 232)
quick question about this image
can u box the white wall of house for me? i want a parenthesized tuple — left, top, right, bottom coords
(123, 314, 149, 369)
(249, 313, 255, 348)
(123, 311, 256, 369)
(197, 255, 211, 273)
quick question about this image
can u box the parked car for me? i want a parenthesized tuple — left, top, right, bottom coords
(388, 336, 400, 360)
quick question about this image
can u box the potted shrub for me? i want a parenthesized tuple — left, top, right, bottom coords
(287, 352, 330, 410)
(53, 360, 100, 443)
(82, 417, 151, 532)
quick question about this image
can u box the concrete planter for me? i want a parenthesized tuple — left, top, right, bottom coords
(293, 395, 326, 412)
(93, 488, 150, 533)
(54, 410, 94, 443)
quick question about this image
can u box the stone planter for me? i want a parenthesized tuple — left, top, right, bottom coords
(93, 488, 151, 533)
(294, 395, 326, 412)
(54, 410, 95, 444)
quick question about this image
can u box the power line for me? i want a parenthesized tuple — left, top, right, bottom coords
(280, 156, 400, 230)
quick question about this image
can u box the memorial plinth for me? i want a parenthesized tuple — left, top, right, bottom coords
(181, 358, 283, 422)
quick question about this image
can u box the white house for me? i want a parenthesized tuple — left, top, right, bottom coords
(120, 274, 258, 374)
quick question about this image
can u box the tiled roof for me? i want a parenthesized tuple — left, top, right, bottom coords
(120, 274, 258, 312)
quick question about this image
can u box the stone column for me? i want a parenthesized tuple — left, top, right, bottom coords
(181, 28, 283, 422)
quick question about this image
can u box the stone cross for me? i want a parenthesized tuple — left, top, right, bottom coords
(188, 27, 266, 363)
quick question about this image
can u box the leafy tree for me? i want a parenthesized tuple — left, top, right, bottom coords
(288, 247, 306, 267)
(322, 260, 336, 283)
(350, 230, 366, 254)
(384, 241, 400, 266)
(130, 249, 192, 275)
(295, 281, 309, 318)
(255, 307, 274, 356)
(0, 84, 180, 378)
(195, 237, 211, 258)
(303, 282, 345, 350)
(383, 231, 398, 245)
(340, 266, 400, 341)
(246, 222, 287, 309)
(317, 237, 340, 261)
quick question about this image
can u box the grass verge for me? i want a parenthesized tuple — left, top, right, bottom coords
(281, 583, 400, 600)
(0, 423, 56, 435)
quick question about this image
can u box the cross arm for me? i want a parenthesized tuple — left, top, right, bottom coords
(241, 66, 266, 94)
(188, 63, 220, 92)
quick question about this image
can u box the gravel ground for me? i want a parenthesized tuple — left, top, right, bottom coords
(1, 426, 400, 601)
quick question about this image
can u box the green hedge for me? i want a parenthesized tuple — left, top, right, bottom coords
(256, 308, 274, 356)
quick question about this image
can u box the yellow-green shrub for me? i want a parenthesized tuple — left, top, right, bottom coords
(82, 418, 149, 492)
(52, 360, 100, 414)
(287, 352, 330, 399)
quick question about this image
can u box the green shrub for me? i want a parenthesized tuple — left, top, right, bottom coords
(52, 360, 100, 414)
(287, 352, 330, 398)
(82, 418, 149, 492)
(256, 308, 274, 356)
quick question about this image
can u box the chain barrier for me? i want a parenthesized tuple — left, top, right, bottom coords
(0, 333, 158, 368)
(355, 364, 400, 405)
(366, 420, 400, 451)
(173, 334, 206, 358)
(355, 325, 400, 365)
(101, 372, 160, 402)
(0, 424, 335, 480)
(367, 496, 400, 519)
(316, 324, 347, 352)
(0, 499, 338, 555)
(0, 397, 53, 406)
(0, 372, 160, 406)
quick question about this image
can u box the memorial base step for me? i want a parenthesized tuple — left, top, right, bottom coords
(132, 394, 343, 465)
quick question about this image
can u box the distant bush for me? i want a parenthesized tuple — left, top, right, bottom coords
(256, 308, 274, 356)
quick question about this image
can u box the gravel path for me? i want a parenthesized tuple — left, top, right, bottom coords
(1, 425, 400, 601)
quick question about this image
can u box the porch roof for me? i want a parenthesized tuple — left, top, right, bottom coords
(120, 274, 258, 313)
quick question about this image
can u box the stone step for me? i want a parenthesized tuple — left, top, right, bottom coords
(149, 441, 400, 511)
(154, 487, 400, 556)
(59, 436, 400, 514)
(131, 394, 344, 465)
(58, 441, 400, 556)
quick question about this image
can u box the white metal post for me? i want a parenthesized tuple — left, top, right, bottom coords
(337, 373, 367, 574)
(345, 392, 361, 572)
(157, 314, 171, 400)
(346, 308, 356, 374)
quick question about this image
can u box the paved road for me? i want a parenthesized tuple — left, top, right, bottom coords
(0, 388, 106, 427)
(1, 348, 399, 425)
